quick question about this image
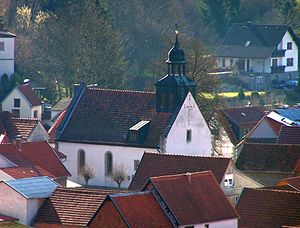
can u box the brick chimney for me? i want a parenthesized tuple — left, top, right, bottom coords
(15, 135, 22, 151)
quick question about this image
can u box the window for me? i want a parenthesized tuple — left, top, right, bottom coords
(272, 58, 278, 67)
(224, 174, 234, 187)
(186, 129, 192, 142)
(12, 109, 20, 118)
(287, 42, 292, 50)
(134, 160, 140, 171)
(205, 225, 209, 228)
(78, 149, 85, 173)
(14, 99, 20, 108)
(245, 40, 251, 46)
(33, 110, 38, 119)
(256, 76, 264, 85)
(0, 42, 4, 51)
(105, 151, 113, 176)
(221, 58, 225, 67)
(230, 59, 234, 66)
(287, 58, 294, 67)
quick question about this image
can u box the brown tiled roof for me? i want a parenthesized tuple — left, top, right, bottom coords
(0, 141, 70, 179)
(1, 165, 55, 179)
(58, 88, 173, 148)
(34, 187, 127, 226)
(129, 152, 230, 191)
(221, 106, 265, 126)
(17, 84, 41, 106)
(48, 110, 66, 144)
(277, 176, 300, 191)
(236, 188, 300, 227)
(236, 143, 300, 173)
(110, 192, 173, 228)
(144, 171, 239, 225)
(278, 126, 300, 144)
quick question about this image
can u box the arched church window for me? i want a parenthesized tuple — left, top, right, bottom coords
(105, 151, 113, 176)
(78, 149, 85, 173)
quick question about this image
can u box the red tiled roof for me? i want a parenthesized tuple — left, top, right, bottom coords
(1, 165, 55, 179)
(48, 110, 66, 144)
(0, 141, 70, 179)
(17, 84, 41, 106)
(221, 106, 265, 126)
(277, 176, 300, 191)
(144, 171, 238, 225)
(236, 188, 300, 227)
(34, 187, 127, 226)
(110, 192, 173, 228)
(278, 126, 300, 144)
(236, 143, 300, 173)
(58, 88, 173, 148)
(129, 152, 231, 191)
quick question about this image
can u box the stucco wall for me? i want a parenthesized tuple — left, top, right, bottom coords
(0, 154, 15, 168)
(31, 105, 42, 120)
(248, 119, 277, 139)
(280, 31, 298, 72)
(0, 37, 14, 76)
(165, 93, 212, 156)
(57, 142, 157, 188)
(178, 218, 238, 228)
(28, 123, 49, 142)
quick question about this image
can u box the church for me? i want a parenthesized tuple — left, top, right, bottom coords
(55, 32, 213, 188)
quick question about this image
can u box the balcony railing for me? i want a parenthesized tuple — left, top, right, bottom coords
(271, 49, 286, 57)
(271, 65, 286, 74)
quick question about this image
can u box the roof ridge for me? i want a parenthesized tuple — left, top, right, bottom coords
(253, 188, 300, 194)
(89, 87, 155, 94)
(244, 142, 300, 146)
(55, 187, 102, 195)
(110, 191, 151, 198)
(150, 170, 213, 180)
(144, 151, 230, 159)
(11, 117, 38, 121)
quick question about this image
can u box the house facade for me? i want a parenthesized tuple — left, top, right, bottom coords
(0, 30, 15, 77)
(216, 23, 299, 90)
(1, 84, 42, 120)
(56, 33, 213, 188)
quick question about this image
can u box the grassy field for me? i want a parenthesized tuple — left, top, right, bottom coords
(202, 91, 266, 99)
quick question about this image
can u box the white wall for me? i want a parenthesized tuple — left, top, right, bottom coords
(248, 119, 277, 139)
(57, 142, 157, 188)
(28, 122, 49, 142)
(31, 105, 42, 120)
(280, 31, 298, 72)
(178, 218, 238, 228)
(0, 37, 14, 76)
(165, 93, 212, 156)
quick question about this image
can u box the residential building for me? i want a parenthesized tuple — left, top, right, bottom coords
(0, 141, 70, 186)
(236, 143, 300, 186)
(99, 171, 239, 227)
(0, 29, 15, 77)
(129, 152, 262, 205)
(50, 97, 71, 121)
(56, 33, 213, 188)
(0, 176, 58, 226)
(0, 111, 49, 143)
(1, 84, 42, 120)
(216, 23, 299, 89)
(34, 187, 127, 228)
(236, 188, 300, 227)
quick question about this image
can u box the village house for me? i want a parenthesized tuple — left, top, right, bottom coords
(0, 28, 15, 77)
(1, 83, 42, 120)
(50, 97, 71, 121)
(34, 187, 127, 228)
(216, 22, 299, 90)
(98, 171, 239, 227)
(0, 140, 70, 186)
(129, 152, 262, 205)
(236, 143, 300, 186)
(217, 106, 265, 157)
(236, 188, 300, 227)
(0, 111, 49, 144)
(55, 33, 213, 188)
(0, 176, 58, 226)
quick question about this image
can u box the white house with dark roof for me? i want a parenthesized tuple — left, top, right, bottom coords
(55, 33, 213, 188)
(216, 23, 299, 90)
(1, 84, 42, 120)
(0, 29, 15, 77)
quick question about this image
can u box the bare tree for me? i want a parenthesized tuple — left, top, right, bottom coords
(80, 164, 95, 186)
(112, 163, 127, 188)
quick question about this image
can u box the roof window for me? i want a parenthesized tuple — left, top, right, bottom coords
(245, 41, 251, 47)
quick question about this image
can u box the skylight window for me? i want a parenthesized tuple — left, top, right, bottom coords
(245, 41, 251, 46)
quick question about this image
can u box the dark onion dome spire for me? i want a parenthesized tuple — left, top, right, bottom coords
(166, 30, 186, 64)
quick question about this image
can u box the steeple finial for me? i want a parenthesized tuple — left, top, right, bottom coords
(175, 24, 179, 44)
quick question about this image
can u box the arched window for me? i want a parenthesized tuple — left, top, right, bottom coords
(105, 151, 113, 176)
(78, 149, 85, 173)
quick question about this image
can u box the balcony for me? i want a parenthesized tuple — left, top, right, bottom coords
(271, 65, 286, 74)
(271, 49, 286, 57)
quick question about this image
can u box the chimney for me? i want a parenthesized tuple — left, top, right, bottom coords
(186, 172, 192, 183)
(15, 135, 22, 151)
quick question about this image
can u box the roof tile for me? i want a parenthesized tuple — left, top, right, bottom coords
(17, 84, 41, 106)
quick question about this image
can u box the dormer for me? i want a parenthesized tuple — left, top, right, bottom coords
(127, 120, 150, 143)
